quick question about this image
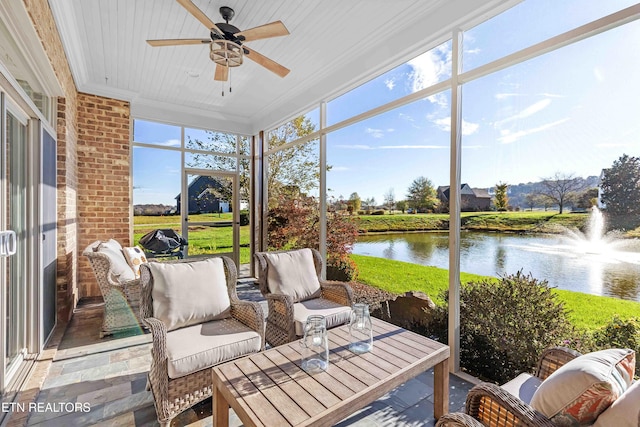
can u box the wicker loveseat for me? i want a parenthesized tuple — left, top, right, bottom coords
(83, 239, 144, 337)
(254, 248, 353, 347)
(140, 256, 265, 427)
(436, 347, 639, 427)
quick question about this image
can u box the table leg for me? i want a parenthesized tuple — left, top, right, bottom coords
(433, 358, 449, 419)
(213, 385, 229, 427)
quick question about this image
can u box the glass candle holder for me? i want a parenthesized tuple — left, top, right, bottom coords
(300, 315, 329, 373)
(349, 303, 373, 354)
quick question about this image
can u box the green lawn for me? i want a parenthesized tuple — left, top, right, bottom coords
(133, 214, 250, 264)
(354, 211, 590, 234)
(352, 254, 640, 332)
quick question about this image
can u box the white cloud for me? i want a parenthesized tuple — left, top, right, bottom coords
(331, 166, 350, 171)
(399, 113, 414, 122)
(384, 78, 396, 90)
(365, 128, 385, 138)
(495, 93, 520, 100)
(407, 44, 451, 94)
(498, 118, 569, 144)
(494, 98, 552, 127)
(595, 142, 632, 148)
(159, 139, 181, 147)
(432, 117, 479, 136)
(594, 67, 604, 82)
(465, 48, 481, 55)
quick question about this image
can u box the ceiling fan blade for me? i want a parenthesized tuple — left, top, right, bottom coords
(176, 0, 224, 36)
(244, 46, 290, 78)
(214, 64, 229, 81)
(147, 38, 210, 47)
(236, 21, 290, 42)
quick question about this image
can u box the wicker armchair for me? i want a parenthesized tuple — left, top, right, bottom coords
(436, 347, 583, 427)
(254, 248, 354, 347)
(140, 256, 265, 427)
(83, 240, 142, 337)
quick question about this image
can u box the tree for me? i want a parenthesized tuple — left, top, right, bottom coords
(600, 154, 640, 217)
(538, 172, 587, 214)
(493, 182, 509, 211)
(524, 193, 541, 211)
(396, 200, 408, 214)
(571, 188, 599, 211)
(406, 177, 439, 212)
(186, 116, 319, 206)
(347, 192, 361, 214)
(364, 197, 376, 212)
(383, 188, 396, 213)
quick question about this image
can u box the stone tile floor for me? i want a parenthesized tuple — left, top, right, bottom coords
(25, 281, 474, 427)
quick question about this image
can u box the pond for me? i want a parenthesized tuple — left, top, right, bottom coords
(353, 231, 640, 301)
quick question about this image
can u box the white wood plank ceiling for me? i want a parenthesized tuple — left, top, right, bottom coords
(48, 0, 514, 134)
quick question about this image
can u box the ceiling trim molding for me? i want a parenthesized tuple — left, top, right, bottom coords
(48, 0, 89, 90)
(0, 1, 63, 96)
(131, 98, 252, 135)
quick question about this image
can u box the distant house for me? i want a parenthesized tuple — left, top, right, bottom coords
(437, 184, 492, 212)
(176, 176, 230, 214)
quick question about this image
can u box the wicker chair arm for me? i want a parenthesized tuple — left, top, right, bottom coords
(231, 300, 265, 350)
(265, 293, 295, 322)
(435, 413, 486, 427)
(144, 317, 168, 360)
(320, 280, 354, 306)
(535, 346, 582, 380)
(465, 382, 555, 427)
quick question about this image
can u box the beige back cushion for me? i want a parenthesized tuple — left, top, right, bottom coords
(149, 257, 231, 331)
(97, 239, 136, 283)
(531, 348, 635, 426)
(264, 249, 321, 301)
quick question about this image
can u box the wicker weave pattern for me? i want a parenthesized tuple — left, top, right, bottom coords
(139, 256, 265, 427)
(435, 412, 486, 427)
(254, 248, 354, 347)
(83, 241, 142, 337)
(439, 347, 582, 427)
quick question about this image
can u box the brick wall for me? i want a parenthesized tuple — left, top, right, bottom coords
(77, 93, 131, 298)
(23, 0, 80, 321)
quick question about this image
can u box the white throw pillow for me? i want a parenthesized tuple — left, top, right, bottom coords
(97, 239, 136, 283)
(594, 380, 640, 427)
(264, 249, 321, 301)
(122, 246, 148, 278)
(530, 348, 635, 426)
(149, 257, 231, 331)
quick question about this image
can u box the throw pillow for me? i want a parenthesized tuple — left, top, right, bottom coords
(122, 246, 148, 278)
(593, 380, 640, 427)
(530, 348, 635, 426)
(97, 239, 136, 283)
(149, 257, 231, 331)
(264, 249, 321, 302)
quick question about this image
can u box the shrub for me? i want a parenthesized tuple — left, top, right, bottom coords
(371, 210, 385, 215)
(267, 193, 359, 280)
(429, 271, 573, 383)
(591, 316, 640, 377)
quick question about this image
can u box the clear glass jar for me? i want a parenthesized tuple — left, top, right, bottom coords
(300, 315, 329, 373)
(349, 303, 373, 354)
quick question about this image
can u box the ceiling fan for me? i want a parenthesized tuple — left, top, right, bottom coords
(147, 0, 290, 82)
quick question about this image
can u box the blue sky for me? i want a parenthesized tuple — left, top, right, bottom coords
(134, 0, 640, 206)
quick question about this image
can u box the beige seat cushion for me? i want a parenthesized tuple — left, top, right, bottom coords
(97, 239, 136, 283)
(149, 257, 231, 331)
(264, 249, 321, 301)
(531, 348, 635, 426)
(594, 380, 640, 427)
(165, 318, 261, 379)
(293, 299, 352, 336)
(501, 373, 542, 405)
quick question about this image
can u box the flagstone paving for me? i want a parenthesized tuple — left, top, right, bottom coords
(24, 281, 474, 426)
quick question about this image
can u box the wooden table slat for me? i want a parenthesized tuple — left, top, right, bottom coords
(263, 349, 343, 408)
(250, 352, 328, 418)
(213, 317, 450, 427)
(234, 357, 310, 426)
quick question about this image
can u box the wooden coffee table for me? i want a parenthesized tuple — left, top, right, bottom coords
(212, 317, 450, 427)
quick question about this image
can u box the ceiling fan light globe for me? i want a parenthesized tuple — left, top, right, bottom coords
(209, 40, 243, 67)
